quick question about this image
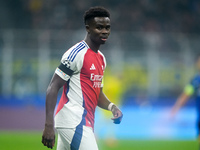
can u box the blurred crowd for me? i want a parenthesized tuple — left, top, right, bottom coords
(0, 0, 200, 103)
(1, 0, 200, 33)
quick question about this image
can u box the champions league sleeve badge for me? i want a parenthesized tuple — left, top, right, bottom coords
(63, 60, 71, 68)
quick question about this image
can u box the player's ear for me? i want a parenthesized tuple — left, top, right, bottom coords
(85, 25, 90, 33)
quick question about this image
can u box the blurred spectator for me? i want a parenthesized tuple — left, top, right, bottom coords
(170, 54, 200, 139)
(0, 0, 200, 33)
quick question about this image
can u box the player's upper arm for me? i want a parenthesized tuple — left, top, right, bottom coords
(55, 51, 76, 81)
(48, 73, 66, 90)
(55, 62, 74, 81)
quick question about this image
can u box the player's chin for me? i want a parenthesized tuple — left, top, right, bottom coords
(100, 41, 106, 45)
(100, 39, 107, 44)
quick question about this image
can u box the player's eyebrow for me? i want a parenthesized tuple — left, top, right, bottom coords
(96, 23, 111, 27)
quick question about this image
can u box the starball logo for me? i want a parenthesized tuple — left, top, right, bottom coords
(63, 60, 71, 68)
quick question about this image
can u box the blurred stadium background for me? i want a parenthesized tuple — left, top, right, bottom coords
(0, 0, 199, 149)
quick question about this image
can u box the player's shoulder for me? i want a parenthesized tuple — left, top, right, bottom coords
(62, 40, 89, 61)
(190, 73, 200, 86)
(192, 73, 200, 81)
(66, 40, 88, 54)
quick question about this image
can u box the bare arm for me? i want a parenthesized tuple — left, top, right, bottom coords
(42, 73, 66, 149)
(98, 88, 111, 110)
(98, 88, 123, 124)
(170, 92, 190, 118)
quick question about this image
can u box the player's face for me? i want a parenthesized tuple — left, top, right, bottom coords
(87, 17, 111, 45)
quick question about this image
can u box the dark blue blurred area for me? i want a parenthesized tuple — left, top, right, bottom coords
(0, 95, 46, 108)
(0, 95, 196, 108)
(1, 95, 196, 139)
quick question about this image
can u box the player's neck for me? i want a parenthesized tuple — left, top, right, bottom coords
(84, 38, 100, 53)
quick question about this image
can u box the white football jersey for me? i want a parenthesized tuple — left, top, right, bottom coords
(55, 40, 106, 129)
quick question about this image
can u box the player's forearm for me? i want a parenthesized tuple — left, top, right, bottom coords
(45, 86, 59, 126)
(98, 90, 123, 124)
(98, 90, 112, 110)
(176, 94, 189, 106)
(172, 93, 190, 113)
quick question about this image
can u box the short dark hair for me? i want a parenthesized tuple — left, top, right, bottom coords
(83, 6, 110, 25)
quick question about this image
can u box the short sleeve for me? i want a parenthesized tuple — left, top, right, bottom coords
(55, 42, 87, 81)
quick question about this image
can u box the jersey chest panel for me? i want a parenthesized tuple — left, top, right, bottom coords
(80, 49, 104, 90)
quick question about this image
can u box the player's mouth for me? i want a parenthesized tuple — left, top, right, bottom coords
(101, 38, 107, 41)
(101, 37, 108, 42)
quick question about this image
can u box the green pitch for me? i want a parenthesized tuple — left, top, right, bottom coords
(0, 131, 198, 150)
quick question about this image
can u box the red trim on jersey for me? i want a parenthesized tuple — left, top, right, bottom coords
(56, 83, 69, 115)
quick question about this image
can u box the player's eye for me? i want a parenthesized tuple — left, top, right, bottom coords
(96, 26, 102, 30)
(106, 26, 111, 30)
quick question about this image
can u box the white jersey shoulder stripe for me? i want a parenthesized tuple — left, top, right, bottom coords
(67, 41, 89, 62)
(82, 40, 89, 48)
(71, 45, 86, 62)
(67, 43, 85, 62)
